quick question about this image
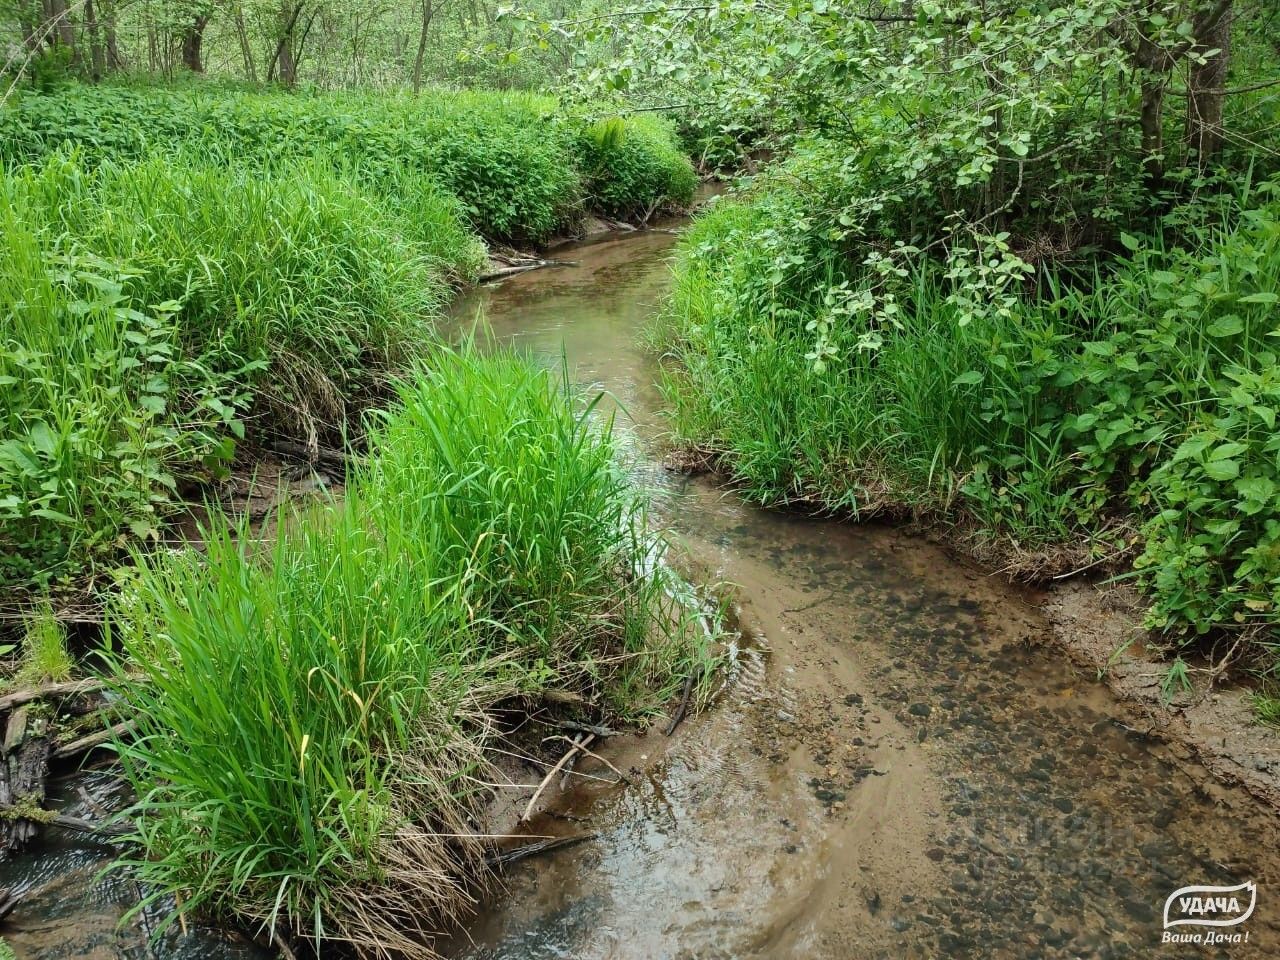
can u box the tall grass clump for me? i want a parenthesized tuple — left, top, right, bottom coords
(105, 348, 705, 957)
(67, 154, 442, 439)
(1, 153, 466, 591)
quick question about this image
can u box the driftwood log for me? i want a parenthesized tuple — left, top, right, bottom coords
(0, 705, 51, 851)
(0, 679, 134, 854)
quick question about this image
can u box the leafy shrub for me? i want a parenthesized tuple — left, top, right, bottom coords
(1063, 194, 1280, 640)
(658, 174, 1280, 661)
(0, 181, 249, 588)
(105, 349, 705, 955)
(574, 114, 697, 219)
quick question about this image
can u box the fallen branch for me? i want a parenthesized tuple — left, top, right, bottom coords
(0, 887, 21, 920)
(269, 440, 353, 475)
(521, 734, 592, 822)
(554, 719, 618, 738)
(51, 720, 135, 761)
(484, 833, 596, 869)
(0, 679, 111, 713)
(665, 666, 702, 736)
(545, 736, 630, 786)
(43, 812, 132, 839)
(477, 258, 577, 283)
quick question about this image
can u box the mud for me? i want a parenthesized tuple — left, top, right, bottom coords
(1045, 580, 1280, 811)
(443, 227, 1280, 959)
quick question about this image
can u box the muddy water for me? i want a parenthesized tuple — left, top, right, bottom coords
(446, 230, 1280, 959)
(0, 770, 268, 959)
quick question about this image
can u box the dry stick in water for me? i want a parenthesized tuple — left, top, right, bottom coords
(554, 719, 618, 738)
(665, 667, 702, 736)
(485, 833, 597, 869)
(544, 736, 630, 786)
(522, 734, 593, 822)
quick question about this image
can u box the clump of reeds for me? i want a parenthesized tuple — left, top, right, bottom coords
(105, 348, 708, 957)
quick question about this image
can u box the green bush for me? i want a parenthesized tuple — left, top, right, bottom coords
(657, 196, 1087, 551)
(657, 174, 1280, 664)
(574, 115, 698, 219)
(1062, 194, 1280, 640)
(105, 349, 706, 955)
(0, 180, 248, 588)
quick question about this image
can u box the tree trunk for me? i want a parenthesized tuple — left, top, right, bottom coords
(1139, 77, 1165, 186)
(412, 0, 435, 93)
(234, 4, 258, 81)
(18, 0, 40, 52)
(1186, 3, 1232, 167)
(271, 1, 304, 86)
(84, 0, 106, 79)
(103, 0, 122, 69)
(181, 15, 209, 72)
(47, 0, 79, 64)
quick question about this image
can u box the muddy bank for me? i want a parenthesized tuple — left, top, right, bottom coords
(1045, 580, 1280, 811)
(445, 227, 1280, 958)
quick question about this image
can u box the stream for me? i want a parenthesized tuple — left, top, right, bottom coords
(7, 224, 1279, 959)
(442, 226, 1280, 959)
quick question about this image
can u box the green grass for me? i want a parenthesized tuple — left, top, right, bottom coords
(104, 348, 708, 955)
(0, 153, 462, 590)
(11, 601, 72, 686)
(0, 83, 697, 240)
(656, 198, 1091, 560)
(0, 82, 697, 593)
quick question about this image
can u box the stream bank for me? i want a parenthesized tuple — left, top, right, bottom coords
(443, 227, 1280, 958)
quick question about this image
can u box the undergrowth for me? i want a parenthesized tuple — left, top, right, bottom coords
(655, 171, 1280, 679)
(0, 153, 454, 591)
(0, 84, 696, 240)
(103, 348, 710, 957)
(0, 83, 695, 595)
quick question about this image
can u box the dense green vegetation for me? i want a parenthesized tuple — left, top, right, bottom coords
(5, 0, 1280, 950)
(0, 83, 693, 592)
(106, 349, 706, 955)
(0, 84, 696, 238)
(591, 1, 1280, 691)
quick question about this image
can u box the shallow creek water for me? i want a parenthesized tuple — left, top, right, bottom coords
(443, 229, 1280, 959)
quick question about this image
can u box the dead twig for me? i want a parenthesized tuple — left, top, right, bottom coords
(554, 719, 618, 738)
(521, 734, 592, 822)
(665, 667, 702, 736)
(544, 736, 630, 785)
(51, 720, 135, 760)
(484, 833, 596, 869)
(0, 679, 111, 713)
